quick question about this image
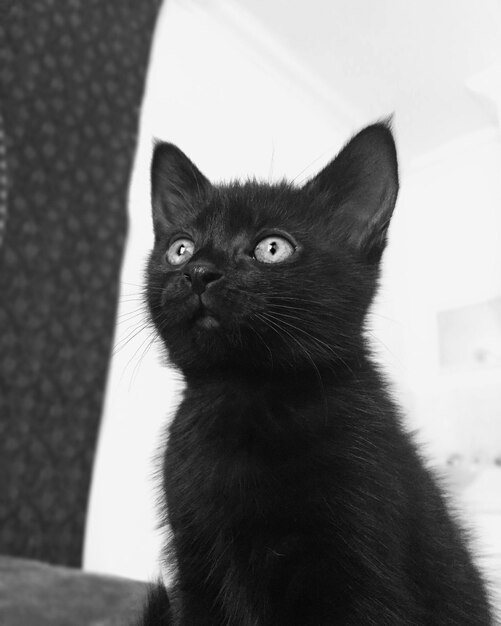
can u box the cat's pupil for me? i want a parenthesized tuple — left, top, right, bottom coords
(269, 241, 277, 254)
(178, 244, 186, 256)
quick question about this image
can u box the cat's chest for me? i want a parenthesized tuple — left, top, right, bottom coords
(165, 388, 313, 518)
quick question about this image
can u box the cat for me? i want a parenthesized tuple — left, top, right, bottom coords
(139, 123, 494, 625)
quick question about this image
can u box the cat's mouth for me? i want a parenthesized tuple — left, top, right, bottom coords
(192, 296, 221, 330)
(195, 310, 220, 329)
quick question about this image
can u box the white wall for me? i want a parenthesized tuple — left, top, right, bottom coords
(395, 131, 501, 602)
(398, 130, 501, 459)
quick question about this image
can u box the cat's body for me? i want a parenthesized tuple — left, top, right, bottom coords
(141, 124, 493, 625)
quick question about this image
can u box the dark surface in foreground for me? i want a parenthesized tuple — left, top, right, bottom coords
(0, 556, 149, 625)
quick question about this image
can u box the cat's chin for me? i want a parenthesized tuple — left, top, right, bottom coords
(195, 313, 220, 330)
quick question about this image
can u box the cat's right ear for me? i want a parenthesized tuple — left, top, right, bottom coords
(151, 142, 211, 230)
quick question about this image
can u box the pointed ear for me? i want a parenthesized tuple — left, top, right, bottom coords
(303, 122, 399, 263)
(151, 142, 211, 230)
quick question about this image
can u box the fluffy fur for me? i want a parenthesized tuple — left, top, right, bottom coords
(140, 124, 493, 625)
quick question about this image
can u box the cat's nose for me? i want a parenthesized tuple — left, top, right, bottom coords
(183, 262, 223, 295)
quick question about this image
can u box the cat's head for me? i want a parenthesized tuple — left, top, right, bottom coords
(146, 123, 398, 377)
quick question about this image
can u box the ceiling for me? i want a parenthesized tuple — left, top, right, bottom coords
(231, 0, 501, 160)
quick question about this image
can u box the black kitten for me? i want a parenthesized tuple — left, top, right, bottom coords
(140, 124, 493, 625)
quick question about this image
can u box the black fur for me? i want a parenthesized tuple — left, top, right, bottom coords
(140, 583, 172, 625)
(141, 124, 493, 624)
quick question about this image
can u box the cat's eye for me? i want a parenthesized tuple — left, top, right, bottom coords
(253, 235, 295, 264)
(165, 238, 195, 265)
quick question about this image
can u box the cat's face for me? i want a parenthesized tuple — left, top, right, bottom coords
(147, 124, 398, 376)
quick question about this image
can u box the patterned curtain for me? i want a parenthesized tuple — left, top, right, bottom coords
(0, 0, 162, 566)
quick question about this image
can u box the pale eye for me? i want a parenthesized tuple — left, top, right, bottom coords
(254, 235, 295, 264)
(166, 238, 195, 265)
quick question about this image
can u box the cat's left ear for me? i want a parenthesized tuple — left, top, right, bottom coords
(303, 122, 399, 263)
(151, 141, 212, 230)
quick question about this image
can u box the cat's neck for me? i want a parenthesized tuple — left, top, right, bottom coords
(178, 350, 386, 447)
(182, 347, 373, 395)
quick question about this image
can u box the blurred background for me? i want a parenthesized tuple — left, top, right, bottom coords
(1, 0, 500, 619)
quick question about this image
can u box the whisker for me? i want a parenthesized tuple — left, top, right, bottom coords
(257, 312, 329, 425)
(113, 320, 152, 356)
(247, 316, 274, 369)
(121, 281, 149, 289)
(128, 331, 160, 390)
(267, 303, 322, 315)
(290, 150, 332, 186)
(365, 330, 404, 368)
(261, 310, 353, 375)
(267, 307, 332, 324)
(119, 326, 157, 388)
(118, 296, 156, 308)
(116, 308, 148, 322)
(266, 296, 317, 305)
